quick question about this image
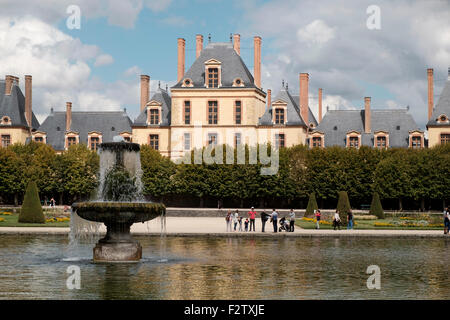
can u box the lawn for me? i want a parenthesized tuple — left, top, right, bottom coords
(296, 216, 445, 230)
(0, 211, 70, 227)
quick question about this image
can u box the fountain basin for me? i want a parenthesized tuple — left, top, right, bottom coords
(72, 202, 165, 263)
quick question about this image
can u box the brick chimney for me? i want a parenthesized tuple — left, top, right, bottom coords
(66, 102, 72, 132)
(427, 68, 433, 120)
(177, 38, 185, 82)
(25, 75, 32, 128)
(233, 34, 240, 55)
(5, 75, 19, 95)
(299, 73, 309, 125)
(140, 75, 150, 112)
(267, 89, 271, 109)
(253, 36, 261, 88)
(318, 88, 323, 123)
(196, 34, 203, 59)
(364, 97, 371, 133)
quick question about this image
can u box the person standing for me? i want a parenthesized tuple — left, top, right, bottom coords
(289, 209, 296, 232)
(444, 207, 449, 235)
(333, 210, 341, 230)
(248, 207, 257, 232)
(261, 210, 269, 232)
(347, 209, 354, 230)
(50, 197, 55, 208)
(244, 218, 249, 232)
(315, 210, 321, 229)
(233, 210, 239, 231)
(226, 210, 232, 232)
(271, 209, 278, 233)
(238, 216, 243, 232)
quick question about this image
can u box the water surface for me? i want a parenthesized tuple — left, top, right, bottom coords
(0, 235, 448, 299)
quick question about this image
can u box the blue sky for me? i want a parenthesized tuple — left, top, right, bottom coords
(1, 0, 449, 127)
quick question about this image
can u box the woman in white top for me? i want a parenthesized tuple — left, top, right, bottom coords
(233, 210, 239, 231)
(333, 210, 341, 230)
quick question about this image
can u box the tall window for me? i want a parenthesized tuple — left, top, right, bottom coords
(208, 101, 218, 124)
(234, 133, 241, 147)
(376, 136, 387, 149)
(235, 101, 242, 124)
(312, 137, 322, 147)
(411, 136, 422, 148)
(149, 109, 159, 125)
(67, 136, 77, 147)
(441, 133, 450, 144)
(149, 134, 159, 150)
(184, 101, 191, 125)
(348, 136, 359, 148)
(90, 137, 100, 151)
(1, 135, 11, 148)
(275, 133, 285, 148)
(275, 108, 285, 124)
(184, 133, 191, 150)
(208, 133, 217, 146)
(208, 68, 219, 88)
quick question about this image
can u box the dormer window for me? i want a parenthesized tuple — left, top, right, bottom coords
(438, 114, 449, 123)
(145, 100, 163, 125)
(1, 116, 11, 125)
(182, 78, 193, 87)
(232, 78, 244, 87)
(309, 131, 324, 148)
(149, 109, 159, 125)
(346, 131, 361, 148)
(65, 131, 79, 150)
(409, 130, 424, 149)
(88, 131, 102, 151)
(32, 131, 47, 144)
(204, 59, 222, 88)
(374, 131, 389, 149)
(275, 109, 285, 124)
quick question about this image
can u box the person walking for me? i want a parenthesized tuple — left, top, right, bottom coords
(233, 210, 239, 231)
(248, 207, 257, 232)
(289, 209, 296, 232)
(333, 210, 341, 230)
(271, 209, 278, 233)
(225, 210, 232, 232)
(261, 210, 269, 232)
(347, 209, 354, 230)
(444, 207, 449, 235)
(315, 210, 321, 229)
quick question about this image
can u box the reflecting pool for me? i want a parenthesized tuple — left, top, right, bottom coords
(0, 234, 448, 299)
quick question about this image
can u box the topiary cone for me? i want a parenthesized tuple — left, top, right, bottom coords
(336, 191, 351, 224)
(18, 181, 45, 223)
(369, 192, 384, 219)
(305, 193, 318, 217)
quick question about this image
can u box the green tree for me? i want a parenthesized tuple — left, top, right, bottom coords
(18, 181, 45, 223)
(369, 192, 384, 219)
(305, 193, 318, 217)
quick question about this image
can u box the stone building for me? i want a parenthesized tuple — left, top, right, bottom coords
(427, 68, 450, 147)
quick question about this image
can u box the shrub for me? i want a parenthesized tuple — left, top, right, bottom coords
(305, 193, 318, 217)
(336, 191, 351, 223)
(369, 192, 385, 219)
(18, 181, 45, 223)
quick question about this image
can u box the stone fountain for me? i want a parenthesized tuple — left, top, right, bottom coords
(72, 137, 165, 263)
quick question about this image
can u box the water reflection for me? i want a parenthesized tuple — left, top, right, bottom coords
(0, 235, 448, 299)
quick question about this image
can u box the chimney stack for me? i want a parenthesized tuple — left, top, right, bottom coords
(299, 73, 309, 125)
(427, 68, 434, 121)
(66, 102, 72, 132)
(318, 88, 323, 123)
(233, 34, 240, 55)
(5, 75, 18, 95)
(25, 75, 32, 128)
(364, 97, 371, 133)
(267, 89, 271, 109)
(140, 75, 150, 112)
(253, 36, 261, 88)
(177, 38, 185, 82)
(196, 34, 203, 59)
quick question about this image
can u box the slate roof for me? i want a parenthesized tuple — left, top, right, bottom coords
(258, 87, 318, 127)
(315, 109, 420, 148)
(171, 42, 257, 89)
(0, 80, 40, 129)
(427, 72, 450, 127)
(38, 110, 132, 151)
(133, 86, 171, 126)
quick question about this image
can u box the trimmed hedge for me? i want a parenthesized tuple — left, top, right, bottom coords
(370, 192, 385, 219)
(305, 193, 318, 217)
(18, 181, 45, 223)
(336, 191, 351, 223)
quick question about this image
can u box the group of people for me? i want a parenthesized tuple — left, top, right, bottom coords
(314, 209, 354, 230)
(225, 208, 296, 233)
(444, 207, 450, 234)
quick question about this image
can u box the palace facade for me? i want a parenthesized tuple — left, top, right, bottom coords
(1, 35, 449, 156)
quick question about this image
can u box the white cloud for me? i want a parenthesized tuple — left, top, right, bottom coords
(124, 65, 143, 77)
(94, 54, 114, 67)
(297, 19, 335, 47)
